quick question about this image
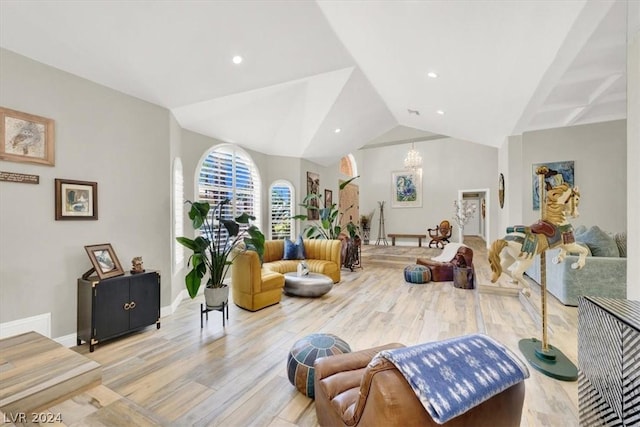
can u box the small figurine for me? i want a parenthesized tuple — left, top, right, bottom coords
(296, 260, 309, 277)
(131, 256, 145, 274)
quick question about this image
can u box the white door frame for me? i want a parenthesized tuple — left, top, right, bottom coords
(457, 188, 490, 247)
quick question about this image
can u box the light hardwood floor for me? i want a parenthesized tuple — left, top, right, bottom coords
(4, 237, 579, 426)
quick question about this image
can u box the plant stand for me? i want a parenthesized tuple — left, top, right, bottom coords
(200, 302, 228, 328)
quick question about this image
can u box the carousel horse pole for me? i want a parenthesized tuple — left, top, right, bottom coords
(518, 166, 578, 382)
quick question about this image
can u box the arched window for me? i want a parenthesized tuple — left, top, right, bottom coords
(340, 154, 358, 177)
(269, 180, 294, 240)
(197, 145, 261, 240)
(173, 158, 184, 269)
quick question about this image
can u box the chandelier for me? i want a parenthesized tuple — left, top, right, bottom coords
(403, 142, 422, 170)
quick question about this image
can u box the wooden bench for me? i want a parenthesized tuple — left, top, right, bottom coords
(387, 233, 427, 247)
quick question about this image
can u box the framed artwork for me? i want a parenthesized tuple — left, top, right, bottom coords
(306, 171, 320, 220)
(391, 169, 422, 208)
(55, 178, 98, 220)
(84, 243, 124, 280)
(498, 173, 505, 209)
(324, 189, 333, 208)
(0, 107, 55, 166)
(532, 160, 574, 210)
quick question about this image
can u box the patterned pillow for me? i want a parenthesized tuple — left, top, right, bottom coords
(614, 232, 627, 258)
(577, 226, 619, 257)
(283, 235, 306, 260)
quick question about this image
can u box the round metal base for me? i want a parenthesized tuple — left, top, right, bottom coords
(518, 338, 578, 382)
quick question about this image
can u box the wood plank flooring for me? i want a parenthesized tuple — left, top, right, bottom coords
(2, 237, 579, 426)
(0, 332, 101, 419)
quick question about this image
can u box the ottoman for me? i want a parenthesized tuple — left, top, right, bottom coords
(287, 333, 351, 398)
(404, 264, 431, 284)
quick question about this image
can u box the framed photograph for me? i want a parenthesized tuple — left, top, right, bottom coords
(391, 169, 422, 208)
(84, 243, 124, 280)
(532, 160, 574, 210)
(55, 179, 98, 220)
(0, 107, 55, 166)
(324, 189, 333, 208)
(306, 171, 320, 220)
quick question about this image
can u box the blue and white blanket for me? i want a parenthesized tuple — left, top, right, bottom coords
(372, 334, 529, 424)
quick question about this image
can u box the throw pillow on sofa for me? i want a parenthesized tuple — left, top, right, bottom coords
(284, 236, 306, 260)
(577, 226, 619, 257)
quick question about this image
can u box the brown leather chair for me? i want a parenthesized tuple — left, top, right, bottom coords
(416, 245, 473, 282)
(314, 343, 525, 427)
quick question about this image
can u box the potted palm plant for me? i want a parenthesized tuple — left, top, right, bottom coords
(176, 198, 265, 307)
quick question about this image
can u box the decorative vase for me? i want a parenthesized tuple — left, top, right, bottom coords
(204, 285, 229, 309)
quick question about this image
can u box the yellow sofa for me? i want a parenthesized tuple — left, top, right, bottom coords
(231, 239, 341, 311)
(262, 239, 341, 283)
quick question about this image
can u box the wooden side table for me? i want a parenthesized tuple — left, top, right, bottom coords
(453, 266, 474, 289)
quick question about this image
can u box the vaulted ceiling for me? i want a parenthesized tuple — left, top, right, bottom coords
(0, 1, 628, 166)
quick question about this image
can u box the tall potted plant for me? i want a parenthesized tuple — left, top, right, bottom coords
(176, 198, 265, 307)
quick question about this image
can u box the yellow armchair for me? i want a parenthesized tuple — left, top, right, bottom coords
(231, 249, 285, 311)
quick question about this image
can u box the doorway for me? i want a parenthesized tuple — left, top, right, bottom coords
(457, 188, 490, 246)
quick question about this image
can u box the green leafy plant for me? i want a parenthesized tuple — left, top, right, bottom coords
(176, 199, 265, 298)
(293, 176, 359, 239)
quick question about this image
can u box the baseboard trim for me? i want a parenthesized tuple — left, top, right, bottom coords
(0, 312, 51, 340)
(54, 333, 78, 348)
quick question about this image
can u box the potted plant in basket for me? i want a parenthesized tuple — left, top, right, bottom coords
(176, 198, 265, 307)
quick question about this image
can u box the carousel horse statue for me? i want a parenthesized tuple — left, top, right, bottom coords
(488, 181, 588, 295)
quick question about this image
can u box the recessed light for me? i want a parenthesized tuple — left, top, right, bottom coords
(436, 110, 445, 115)
(427, 72, 438, 78)
(232, 55, 243, 64)
(334, 128, 341, 133)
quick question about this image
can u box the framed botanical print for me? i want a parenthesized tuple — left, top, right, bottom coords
(391, 169, 422, 208)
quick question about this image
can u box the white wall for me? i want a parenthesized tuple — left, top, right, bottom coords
(0, 49, 171, 338)
(627, 0, 639, 301)
(358, 138, 499, 244)
(519, 120, 627, 229)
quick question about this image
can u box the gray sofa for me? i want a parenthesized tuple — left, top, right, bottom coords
(525, 226, 627, 306)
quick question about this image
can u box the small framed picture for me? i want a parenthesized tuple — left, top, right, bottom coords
(0, 107, 55, 166)
(55, 178, 98, 220)
(324, 189, 333, 208)
(84, 243, 124, 280)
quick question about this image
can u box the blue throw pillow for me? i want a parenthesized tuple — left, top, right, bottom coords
(283, 236, 306, 260)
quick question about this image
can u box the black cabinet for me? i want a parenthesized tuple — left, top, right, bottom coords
(77, 271, 160, 352)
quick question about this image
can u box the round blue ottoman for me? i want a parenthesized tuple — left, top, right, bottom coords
(287, 333, 351, 398)
(404, 264, 431, 283)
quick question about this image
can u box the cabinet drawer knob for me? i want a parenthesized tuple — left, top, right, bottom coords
(129, 301, 136, 309)
(123, 302, 131, 310)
